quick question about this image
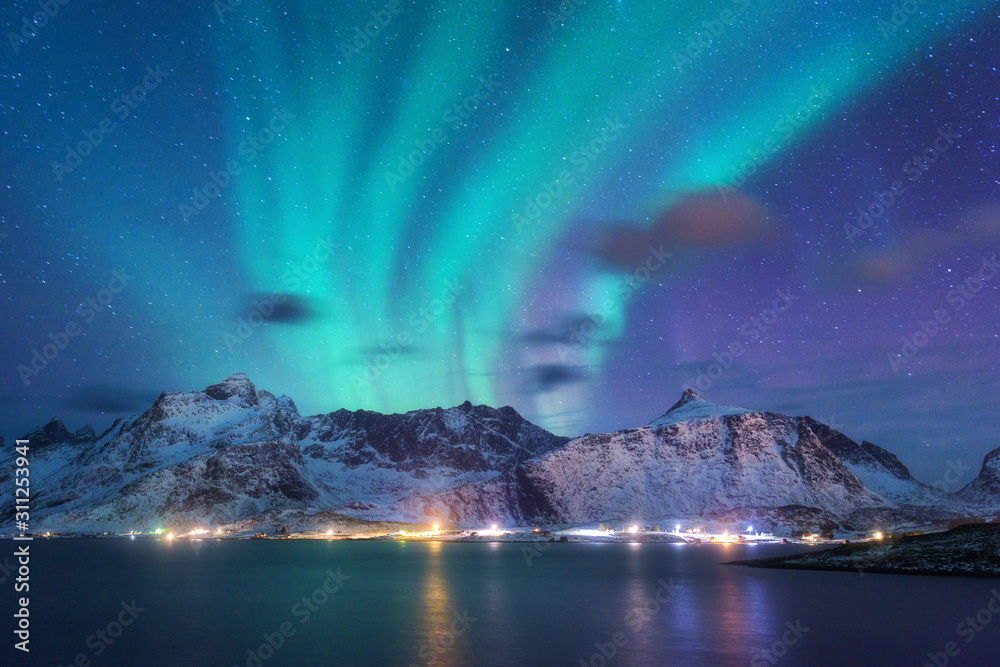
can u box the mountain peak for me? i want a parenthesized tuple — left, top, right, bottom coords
(649, 390, 753, 427)
(667, 388, 703, 411)
(203, 373, 258, 404)
(22, 416, 96, 448)
(36, 416, 70, 439)
(45, 415, 68, 428)
(981, 446, 1000, 473)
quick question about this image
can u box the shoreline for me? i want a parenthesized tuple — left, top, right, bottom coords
(0, 531, 826, 546)
(726, 523, 1000, 578)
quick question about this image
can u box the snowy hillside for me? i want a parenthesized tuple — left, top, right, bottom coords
(958, 448, 1000, 511)
(0, 374, 567, 532)
(395, 392, 982, 527)
(648, 389, 755, 426)
(2, 378, 992, 532)
(520, 411, 885, 522)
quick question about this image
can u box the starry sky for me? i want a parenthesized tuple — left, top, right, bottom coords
(1, 0, 998, 486)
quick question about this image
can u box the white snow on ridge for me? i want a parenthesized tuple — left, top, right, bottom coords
(649, 391, 754, 427)
(6, 376, 987, 533)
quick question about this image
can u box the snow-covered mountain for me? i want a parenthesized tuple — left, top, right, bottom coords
(0, 374, 567, 532)
(958, 448, 1000, 512)
(2, 379, 991, 532)
(400, 390, 969, 525)
(800, 416, 950, 507)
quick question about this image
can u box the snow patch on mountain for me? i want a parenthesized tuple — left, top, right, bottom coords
(523, 411, 885, 524)
(958, 447, 1000, 511)
(649, 389, 754, 427)
(2, 377, 990, 533)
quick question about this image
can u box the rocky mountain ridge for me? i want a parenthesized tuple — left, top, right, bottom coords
(2, 379, 996, 533)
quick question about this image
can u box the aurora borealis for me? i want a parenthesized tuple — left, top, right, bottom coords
(2, 0, 999, 484)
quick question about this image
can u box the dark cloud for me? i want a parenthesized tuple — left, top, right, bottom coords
(240, 293, 314, 324)
(527, 364, 588, 393)
(357, 343, 419, 357)
(63, 384, 162, 413)
(653, 190, 774, 248)
(519, 313, 609, 348)
(518, 329, 571, 345)
(824, 205, 1000, 290)
(595, 190, 775, 268)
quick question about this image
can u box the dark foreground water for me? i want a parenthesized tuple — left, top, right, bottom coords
(4, 539, 1000, 666)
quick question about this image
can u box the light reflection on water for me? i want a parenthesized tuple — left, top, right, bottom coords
(21, 539, 1000, 667)
(414, 540, 463, 667)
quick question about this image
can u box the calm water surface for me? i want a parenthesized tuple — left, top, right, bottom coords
(9, 539, 1000, 666)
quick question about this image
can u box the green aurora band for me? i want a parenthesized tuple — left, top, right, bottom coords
(213, 0, 993, 430)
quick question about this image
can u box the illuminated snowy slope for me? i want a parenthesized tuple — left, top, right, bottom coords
(400, 391, 973, 526)
(1, 380, 988, 532)
(0, 374, 566, 532)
